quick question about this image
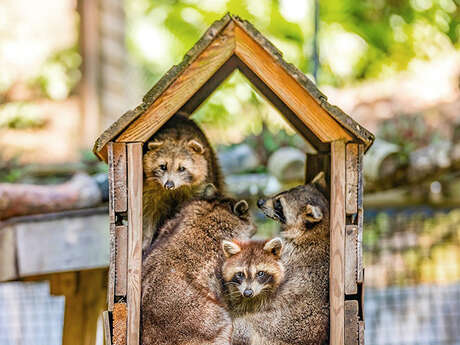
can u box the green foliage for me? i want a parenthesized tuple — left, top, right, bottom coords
(34, 47, 82, 100)
(125, 0, 459, 143)
(0, 102, 46, 129)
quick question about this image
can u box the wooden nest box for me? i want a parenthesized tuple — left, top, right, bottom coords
(93, 14, 374, 345)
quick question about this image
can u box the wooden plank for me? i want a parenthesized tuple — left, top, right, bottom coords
(346, 143, 358, 215)
(16, 214, 109, 276)
(180, 55, 238, 115)
(357, 208, 364, 284)
(357, 145, 364, 283)
(236, 57, 328, 152)
(126, 143, 143, 345)
(0, 225, 17, 281)
(345, 225, 358, 295)
(116, 22, 236, 143)
(345, 300, 359, 345)
(103, 311, 112, 345)
(47, 269, 107, 345)
(358, 321, 365, 345)
(108, 142, 127, 215)
(330, 140, 346, 345)
(107, 223, 116, 311)
(115, 225, 128, 296)
(234, 26, 352, 144)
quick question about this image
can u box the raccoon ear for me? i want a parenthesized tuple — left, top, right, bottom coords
(201, 183, 218, 200)
(188, 139, 204, 154)
(310, 171, 328, 197)
(233, 200, 249, 217)
(303, 204, 323, 223)
(147, 140, 164, 151)
(222, 240, 241, 258)
(263, 237, 283, 258)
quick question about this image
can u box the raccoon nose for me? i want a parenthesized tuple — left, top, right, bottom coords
(164, 180, 175, 190)
(243, 289, 254, 298)
(257, 199, 265, 208)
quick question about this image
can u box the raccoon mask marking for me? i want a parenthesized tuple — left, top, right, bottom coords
(222, 238, 284, 315)
(143, 138, 208, 190)
(257, 172, 328, 239)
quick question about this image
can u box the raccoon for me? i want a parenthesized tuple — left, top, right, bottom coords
(142, 114, 223, 252)
(221, 238, 285, 345)
(252, 172, 330, 345)
(141, 185, 256, 345)
(222, 238, 285, 315)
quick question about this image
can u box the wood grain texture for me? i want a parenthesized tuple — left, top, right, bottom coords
(108, 223, 115, 311)
(330, 140, 346, 345)
(236, 57, 328, 152)
(108, 142, 127, 214)
(235, 26, 351, 144)
(345, 300, 359, 345)
(359, 321, 365, 345)
(345, 225, 358, 295)
(126, 143, 143, 345)
(346, 143, 358, 215)
(113, 302, 127, 345)
(103, 311, 112, 345)
(0, 225, 17, 281)
(357, 145, 364, 283)
(115, 225, 128, 296)
(117, 23, 235, 143)
(15, 214, 109, 276)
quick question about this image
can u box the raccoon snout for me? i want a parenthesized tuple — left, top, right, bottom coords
(164, 180, 175, 190)
(243, 288, 254, 298)
(257, 199, 265, 208)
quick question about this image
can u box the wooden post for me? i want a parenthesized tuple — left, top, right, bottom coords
(126, 143, 143, 345)
(330, 140, 346, 345)
(78, 0, 101, 148)
(24, 269, 107, 345)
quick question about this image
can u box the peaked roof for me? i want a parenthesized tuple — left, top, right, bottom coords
(93, 14, 374, 162)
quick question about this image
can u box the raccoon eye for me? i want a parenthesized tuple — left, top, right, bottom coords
(178, 166, 185, 172)
(257, 271, 265, 277)
(159, 164, 167, 171)
(274, 199, 283, 211)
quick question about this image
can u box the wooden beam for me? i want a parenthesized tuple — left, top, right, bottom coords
(115, 225, 128, 296)
(179, 55, 238, 115)
(236, 57, 328, 152)
(103, 310, 112, 345)
(126, 143, 143, 345)
(234, 26, 352, 144)
(15, 214, 109, 276)
(116, 22, 236, 143)
(345, 225, 358, 295)
(346, 143, 358, 215)
(108, 142, 128, 217)
(330, 140, 346, 345)
(108, 223, 115, 310)
(344, 300, 359, 345)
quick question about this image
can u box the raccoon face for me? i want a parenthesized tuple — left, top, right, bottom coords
(143, 139, 208, 190)
(257, 172, 328, 235)
(222, 238, 284, 300)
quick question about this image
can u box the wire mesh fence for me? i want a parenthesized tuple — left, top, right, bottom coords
(0, 281, 64, 345)
(363, 207, 460, 345)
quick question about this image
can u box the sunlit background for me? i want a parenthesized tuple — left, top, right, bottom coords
(0, 0, 459, 344)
